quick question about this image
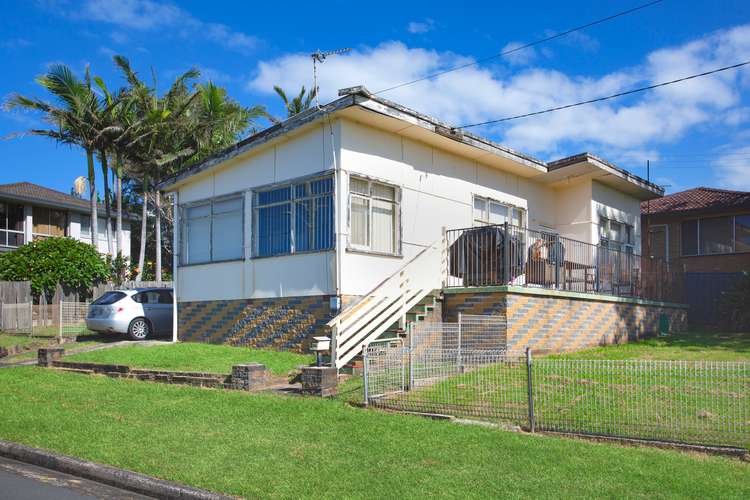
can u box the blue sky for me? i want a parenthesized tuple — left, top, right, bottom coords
(3, 0, 750, 196)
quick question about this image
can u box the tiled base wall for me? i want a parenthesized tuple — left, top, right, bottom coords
(178, 295, 357, 353)
(444, 291, 688, 353)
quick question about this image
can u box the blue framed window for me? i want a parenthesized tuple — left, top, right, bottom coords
(254, 175, 334, 257)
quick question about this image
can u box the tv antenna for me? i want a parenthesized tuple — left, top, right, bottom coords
(311, 47, 352, 108)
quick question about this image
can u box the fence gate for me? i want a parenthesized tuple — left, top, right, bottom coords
(1, 302, 33, 334)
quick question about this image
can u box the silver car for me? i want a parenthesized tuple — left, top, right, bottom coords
(86, 288, 174, 340)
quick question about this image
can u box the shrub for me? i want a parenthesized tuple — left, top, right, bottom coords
(0, 237, 110, 297)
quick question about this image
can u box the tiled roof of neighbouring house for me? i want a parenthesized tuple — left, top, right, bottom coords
(0, 181, 128, 216)
(641, 187, 750, 215)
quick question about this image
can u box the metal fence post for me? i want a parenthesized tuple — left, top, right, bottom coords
(526, 347, 535, 433)
(408, 323, 414, 390)
(457, 312, 463, 373)
(58, 299, 63, 341)
(503, 222, 510, 284)
(362, 347, 369, 406)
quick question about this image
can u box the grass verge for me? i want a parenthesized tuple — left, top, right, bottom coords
(65, 342, 314, 376)
(0, 366, 748, 499)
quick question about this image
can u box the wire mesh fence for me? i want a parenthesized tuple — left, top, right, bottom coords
(59, 301, 91, 338)
(365, 341, 750, 449)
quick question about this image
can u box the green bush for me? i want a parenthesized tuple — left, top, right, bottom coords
(719, 271, 750, 332)
(0, 237, 110, 297)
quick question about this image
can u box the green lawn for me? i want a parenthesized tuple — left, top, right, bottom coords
(66, 342, 314, 376)
(0, 333, 37, 349)
(0, 367, 747, 499)
(368, 331, 750, 449)
(548, 330, 750, 361)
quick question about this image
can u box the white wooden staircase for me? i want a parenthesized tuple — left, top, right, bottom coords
(327, 234, 447, 370)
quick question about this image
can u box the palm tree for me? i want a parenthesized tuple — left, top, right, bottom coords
(6, 64, 101, 244)
(273, 85, 317, 119)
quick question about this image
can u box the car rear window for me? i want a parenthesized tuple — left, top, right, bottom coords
(92, 291, 126, 305)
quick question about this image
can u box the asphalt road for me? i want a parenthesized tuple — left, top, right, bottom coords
(0, 456, 151, 500)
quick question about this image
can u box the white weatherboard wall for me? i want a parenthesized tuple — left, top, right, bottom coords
(337, 119, 560, 296)
(175, 122, 340, 302)
(591, 180, 642, 253)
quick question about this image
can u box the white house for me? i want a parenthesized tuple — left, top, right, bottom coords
(160, 87, 685, 365)
(0, 181, 131, 257)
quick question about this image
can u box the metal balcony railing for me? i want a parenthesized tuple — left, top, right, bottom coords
(445, 223, 682, 302)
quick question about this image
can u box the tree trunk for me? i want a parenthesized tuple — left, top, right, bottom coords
(87, 149, 98, 250)
(115, 154, 123, 257)
(135, 175, 148, 281)
(100, 151, 113, 255)
(155, 188, 162, 282)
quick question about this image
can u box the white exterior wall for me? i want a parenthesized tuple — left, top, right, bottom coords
(337, 119, 560, 296)
(591, 180, 642, 253)
(554, 179, 594, 243)
(175, 122, 340, 303)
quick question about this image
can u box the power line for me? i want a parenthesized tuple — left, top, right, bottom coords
(458, 59, 750, 128)
(372, 0, 664, 95)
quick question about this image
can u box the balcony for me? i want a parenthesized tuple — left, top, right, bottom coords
(445, 223, 682, 303)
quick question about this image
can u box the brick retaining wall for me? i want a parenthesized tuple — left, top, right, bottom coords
(444, 287, 688, 353)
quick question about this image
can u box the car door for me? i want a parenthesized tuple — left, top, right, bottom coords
(136, 291, 166, 333)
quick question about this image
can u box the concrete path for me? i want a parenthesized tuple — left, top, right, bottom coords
(0, 455, 151, 499)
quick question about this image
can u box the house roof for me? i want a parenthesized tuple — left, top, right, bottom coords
(641, 187, 750, 215)
(0, 181, 130, 217)
(158, 86, 663, 199)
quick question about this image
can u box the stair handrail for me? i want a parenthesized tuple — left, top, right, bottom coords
(329, 229, 448, 369)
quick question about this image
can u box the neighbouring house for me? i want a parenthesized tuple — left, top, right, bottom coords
(159, 86, 687, 366)
(642, 187, 750, 326)
(0, 181, 131, 257)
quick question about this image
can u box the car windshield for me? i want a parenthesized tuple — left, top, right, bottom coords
(92, 291, 126, 305)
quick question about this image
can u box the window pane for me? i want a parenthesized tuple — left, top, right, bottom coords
(185, 217, 210, 264)
(6, 232, 23, 247)
(599, 218, 609, 238)
(372, 183, 395, 200)
(258, 186, 291, 205)
(50, 210, 66, 236)
(610, 221, 622, 242)
(314, 194, 334, 250)
(350, 196, 369, 247)
(187, 204, 210, 219)
(8, 204, 23, 232)
(212, 210, 242, 260)
(736, 215, 750, 253)
(33, 206, 50, 235)
(473, 197, 487, 222)
(681, 220, 698, 255)
(295, 199, 312, 252)
(213, 197, 242, 215)
(0, 203, 6, 230)
(350, 177, 369, 195)
(700, 216, 733, 255)
(489, 202, 508, 225)
(257, 204, 291, 256)
(80, 215, 91, 237)
(372, 199, 395, 253)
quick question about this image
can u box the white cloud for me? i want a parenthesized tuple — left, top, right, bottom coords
(248, 24, 750, 160)
(39, 0, 260, 53)
(501, 41, 536, 66)
(712, 145, 750, 190)
(407, 19, 435, 34)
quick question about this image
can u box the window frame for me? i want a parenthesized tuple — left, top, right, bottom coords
(472, 194, 526, 228)
(347, 175, 402, 256)
(598, 216, 635, 253)
(180, 193, 245, 266)
(252, 173, 335, 258)
(680, 214, 750, 257)
(0, 201, 25, 248)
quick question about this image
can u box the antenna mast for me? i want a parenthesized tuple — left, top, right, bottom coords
(311, 47, 352, 108)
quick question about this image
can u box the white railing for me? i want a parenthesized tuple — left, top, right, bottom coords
(329, 231, 448, 369)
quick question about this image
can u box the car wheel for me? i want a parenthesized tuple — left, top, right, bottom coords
(128, 318, 151, 340)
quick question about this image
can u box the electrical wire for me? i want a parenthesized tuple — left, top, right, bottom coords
(457, 59, 750, 128)
(372, 0, 664, 95)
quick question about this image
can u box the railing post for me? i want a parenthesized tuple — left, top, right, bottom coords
(503, 222, 510, 284)
(526, 347, 535, 433)
(441, 226, 448, 288)
(330, 323, 338, 370)
(362, 346, 369, 406)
